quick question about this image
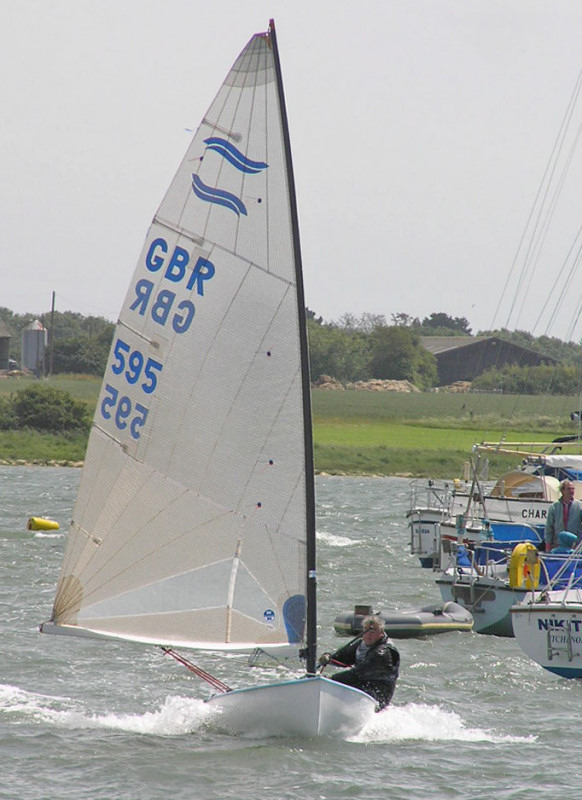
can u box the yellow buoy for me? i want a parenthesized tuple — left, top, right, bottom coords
(27, 517, 60, 531)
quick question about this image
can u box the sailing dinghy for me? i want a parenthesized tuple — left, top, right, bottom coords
(40, 20, 377, 738)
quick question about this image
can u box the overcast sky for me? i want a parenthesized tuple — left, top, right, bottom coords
(3, 0, 582, 340)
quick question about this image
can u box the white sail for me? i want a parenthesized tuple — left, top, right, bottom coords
(46, 26, 309, 653)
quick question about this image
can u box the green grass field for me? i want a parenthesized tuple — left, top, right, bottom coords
(312, 389, 580, 477)
(1, 376, 580, 476)
(0, 374, 101, 406)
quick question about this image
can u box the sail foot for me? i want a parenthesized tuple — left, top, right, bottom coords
(52, 574, 84, 624)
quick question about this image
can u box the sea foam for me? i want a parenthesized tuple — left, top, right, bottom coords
(353, 702, 538, 744)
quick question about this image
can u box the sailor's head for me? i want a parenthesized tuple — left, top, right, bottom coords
(361, 616, 384, 642)
(558, 531, 578, 549)
(560, 480, 575, 500)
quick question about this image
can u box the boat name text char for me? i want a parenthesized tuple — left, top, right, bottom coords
(521, 509, 547, 520)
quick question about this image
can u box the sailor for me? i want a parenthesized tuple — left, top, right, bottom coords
(318, 616, 399, 710)
(551, 530, 578, 554)
(544, 480, 582, 552)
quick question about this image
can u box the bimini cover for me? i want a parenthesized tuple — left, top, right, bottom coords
(490, 471, 560, 501)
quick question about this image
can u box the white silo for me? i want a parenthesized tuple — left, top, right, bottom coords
(21, 320, 48, 375)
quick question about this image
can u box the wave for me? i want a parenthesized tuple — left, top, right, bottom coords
(0, 684, 214, 736)
(317, 530, 363, 547)
(353, 702, 537, 744)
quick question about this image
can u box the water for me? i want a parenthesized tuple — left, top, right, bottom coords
(1, 467, 581, 799)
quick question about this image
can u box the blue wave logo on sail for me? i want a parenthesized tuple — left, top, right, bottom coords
(203, 137, 268, 174)
(191, 138, 268, 216)
(192, 174, 248, 216)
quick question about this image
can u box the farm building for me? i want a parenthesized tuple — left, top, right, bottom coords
(0, 320, 11, 370)
(420, 335, 556, 386)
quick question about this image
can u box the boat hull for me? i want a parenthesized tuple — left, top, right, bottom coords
(408, 508, 447, 567)
(511, 591, 582, 678)
(436, 573, 525, 636)
(206, 675, 377, 737)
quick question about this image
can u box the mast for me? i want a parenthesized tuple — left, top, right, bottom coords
(269, 19, 317, 675)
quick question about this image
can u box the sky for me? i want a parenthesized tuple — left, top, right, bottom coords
(3, 0, 582, 341)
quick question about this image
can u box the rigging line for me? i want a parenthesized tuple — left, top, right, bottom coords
(531, 217, 582, 334)
(491, 66, 582, 330)
(565, 276, 582, 342)
(247, 648, 298, 668)
(531, 211, 582, 335)
(545, 225, 582, 334)
(491, 118, 575, 331)
(505, 68, 582, 328)
(516, 122, 582, 331)
(161, 647, 231, 693)
(509, 141, 573, 331)
(504, 99, 582, 330)
(541, 233, 582, 336)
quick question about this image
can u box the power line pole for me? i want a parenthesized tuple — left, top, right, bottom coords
(48, 291, 55, 377)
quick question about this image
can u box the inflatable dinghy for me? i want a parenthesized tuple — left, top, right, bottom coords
(333, 602, 474, 638)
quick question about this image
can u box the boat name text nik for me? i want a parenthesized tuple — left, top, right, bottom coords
(537, 617, 582, 632)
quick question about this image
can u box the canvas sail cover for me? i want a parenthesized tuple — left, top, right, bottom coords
(48, 28, 309, 652)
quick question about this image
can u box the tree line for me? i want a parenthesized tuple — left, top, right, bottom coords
(2, 306, 582, 394)
(307, 310, 582, 391)
(0, 307, 114, 376)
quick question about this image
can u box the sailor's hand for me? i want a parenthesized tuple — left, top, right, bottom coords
(318, 652, 331, 666)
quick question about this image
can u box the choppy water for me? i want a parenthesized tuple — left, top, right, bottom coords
(1, 467, 581, 799)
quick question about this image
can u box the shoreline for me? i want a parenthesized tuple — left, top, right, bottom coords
(0, 459, 85, 468)
(1, 460, 421, 479)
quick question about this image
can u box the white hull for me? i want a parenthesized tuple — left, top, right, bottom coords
(436, 572, 526, 637)
(408, 510, 443, 567)
(206, 675, 377, 737)
(407, 480, 455, 566)
(467, 495, 549, 526)
(511, 590, 582, 678)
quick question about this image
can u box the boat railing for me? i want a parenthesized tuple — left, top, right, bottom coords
(407, 479, 456, 514)
(441, 532, 546, 582)
(485, 521, 544, 544)
(471, 541, 522, 580)
(538, 551, 582, 595)
(437, 539, 508, 580)
(438, 536, 459, 573)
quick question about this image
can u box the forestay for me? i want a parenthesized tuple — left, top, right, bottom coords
(44, 27, 311, 654)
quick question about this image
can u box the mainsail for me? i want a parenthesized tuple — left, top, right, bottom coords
(44, 22, 315, 660)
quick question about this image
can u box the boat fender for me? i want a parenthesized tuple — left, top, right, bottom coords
(508, 542, 540, 589)
(27, 517, 59, 531)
